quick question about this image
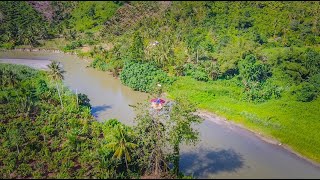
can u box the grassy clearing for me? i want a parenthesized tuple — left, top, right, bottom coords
(38, 38, 70, 50)
(167, 76, 320, 163)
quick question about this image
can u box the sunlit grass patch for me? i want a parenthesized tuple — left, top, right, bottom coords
(167, 76, 320, 163)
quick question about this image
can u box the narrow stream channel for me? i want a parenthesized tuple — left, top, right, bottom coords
(1, 51, 320, 178)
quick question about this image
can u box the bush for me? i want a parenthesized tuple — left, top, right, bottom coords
(238, 54, 271, 84)
(1, 42, 15, 49)
(191, 70, 209, 82)
(183, 63, 209, 82)
(242, 80, 283, 102)
(63, 40, 83, 51)
(78, 93, 91, 108)
(90, 57, 108, 71)
(295, 82, 318, 102)
(120, 61, 175, 92)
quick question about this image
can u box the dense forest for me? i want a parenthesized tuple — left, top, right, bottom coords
(0, 1, 320, 178)
(0, 62, 201, 178)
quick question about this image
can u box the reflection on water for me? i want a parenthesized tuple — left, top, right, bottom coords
(91, 104, 113, 118)
(181, 147, 244, 178)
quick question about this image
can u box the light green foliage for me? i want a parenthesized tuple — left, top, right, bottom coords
(47, 61, 65, 81)
(105, 122, 137, 171)
(120, 61, 175, 92)
(67, 1, 119, 32)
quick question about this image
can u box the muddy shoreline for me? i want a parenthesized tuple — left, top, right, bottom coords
(197, 110, 320, 169)
(0, 58, 53, 70)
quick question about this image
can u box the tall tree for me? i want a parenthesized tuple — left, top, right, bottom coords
(47, 61, 65, 108)
(106, 125, 137, 171)
(133, 102, 169, 177)
(166, 98, 202, 176)
(129, 31, 145, 62)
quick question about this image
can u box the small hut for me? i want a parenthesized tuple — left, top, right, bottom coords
(150, 98, 166, 110)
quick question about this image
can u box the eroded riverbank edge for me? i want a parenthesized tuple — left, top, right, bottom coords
(1, 48, 320, 170)
(196, 110, 320, 169)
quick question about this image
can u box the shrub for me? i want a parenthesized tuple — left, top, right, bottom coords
(1, 42, 15, 50)
(183, 63, 209, 82)
(120, 61, 175, 92)
(90, 57, 108, 71)
(295, 82, 318, 102)
(63, 40, 83, 51)
(238, 54, 271, 84)
(191, 70, 209, 82)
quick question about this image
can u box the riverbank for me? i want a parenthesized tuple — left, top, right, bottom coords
(167, 76, 320, 164)
(196, 110, 320, 169)
(2, 50, 320, 178)
(0, 58, 52, 70)
(2, 48, 320, 167)
(0, 48, 93, 63)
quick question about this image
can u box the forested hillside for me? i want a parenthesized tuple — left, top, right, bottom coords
(1, 0, 320, 171)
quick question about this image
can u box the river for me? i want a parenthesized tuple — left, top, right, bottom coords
(1, 51, 320, 178)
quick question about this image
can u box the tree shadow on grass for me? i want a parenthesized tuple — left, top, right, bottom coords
(91, 104, 112, 118)
(180, 147, 244, 178)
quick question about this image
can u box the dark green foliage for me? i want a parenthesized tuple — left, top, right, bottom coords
(304, 48, 320, 76)
(238, 54, 271, 84)
(0, 64, 197, 178)
(94, 1, 319, 102)
(295, 82, 318, 102)
(0, 63, 140, 179)
(166, 98, 203, 175)
(293, 74, 320, 102)
(238, 54, 276, 102)
(3, 1, 319, 104)
(183, 63, 208, 82)
(0, 1, 51, 47)
(78, 93, 91, 108)
(191, 70, 209, 82)
(132, 99, 201, 178)
(120, 61, 175, 92)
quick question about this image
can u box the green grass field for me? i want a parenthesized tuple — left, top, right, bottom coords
(167, 76, 320, 163)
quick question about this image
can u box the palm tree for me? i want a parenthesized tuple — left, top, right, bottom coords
(6, 70, 19, 87)
(47, 61, 65, 108)
(7, 128, 22, 154)
(106, 125, 137, 171)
